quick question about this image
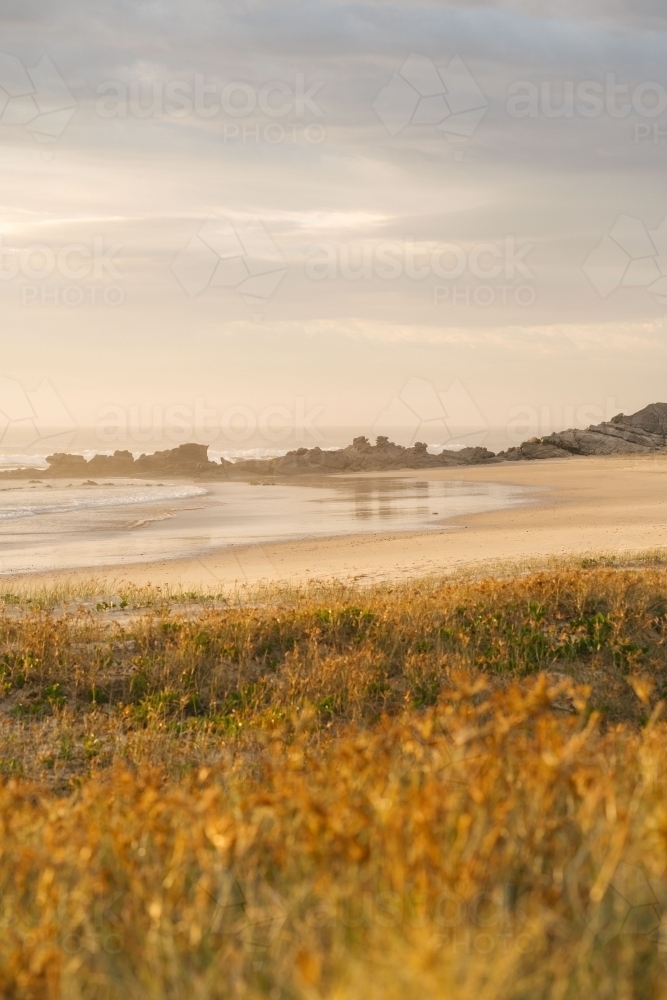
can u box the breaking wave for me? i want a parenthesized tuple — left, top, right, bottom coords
(0, 485, 207, 521)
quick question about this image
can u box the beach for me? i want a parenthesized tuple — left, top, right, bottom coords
(4, 453, 667, 590)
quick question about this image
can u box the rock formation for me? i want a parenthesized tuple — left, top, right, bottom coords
(233, 437, 495, 475)
(2, 403, 666, 481)
(44, 443, 230, 479)
(497, 403, 667, 461)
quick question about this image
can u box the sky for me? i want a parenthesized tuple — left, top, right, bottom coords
(1, 0, 667, 455)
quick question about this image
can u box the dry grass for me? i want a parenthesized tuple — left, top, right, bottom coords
(2, 562, 667, 997)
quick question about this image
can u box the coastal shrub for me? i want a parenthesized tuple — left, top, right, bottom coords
(0, 565, 667, 996)
(0, 567, 665, 742)
(0, 674, 666, 998)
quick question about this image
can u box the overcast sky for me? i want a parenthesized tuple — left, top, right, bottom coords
(1, 0, 667, 453)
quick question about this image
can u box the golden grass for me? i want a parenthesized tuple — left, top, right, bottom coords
(2, 562, 667, 997)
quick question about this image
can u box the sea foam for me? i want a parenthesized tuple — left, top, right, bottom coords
(0, 485, 207, 521)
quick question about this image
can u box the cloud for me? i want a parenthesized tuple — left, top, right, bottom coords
(2, 0, 667, 437)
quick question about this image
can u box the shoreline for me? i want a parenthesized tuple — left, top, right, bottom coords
(5, 454, 667, 591)
(0, 472, 531, 579)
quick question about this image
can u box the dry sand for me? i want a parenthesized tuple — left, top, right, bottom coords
(10, 454, 667, 591)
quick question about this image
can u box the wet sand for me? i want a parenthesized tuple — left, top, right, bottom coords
(7, 454, 667, 590)
(0, 475, 530, 577)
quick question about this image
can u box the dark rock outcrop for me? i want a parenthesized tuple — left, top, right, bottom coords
(43, 444, 232, 479)
(235, 436, 495, 476)
(32, 437, 497, 480)
(497, 403, 667, 461)
(2, 403, 666, 481)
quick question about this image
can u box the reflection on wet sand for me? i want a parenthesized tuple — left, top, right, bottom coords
(350, 482, 429, 522)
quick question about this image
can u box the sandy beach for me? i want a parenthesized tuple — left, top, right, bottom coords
(7, 453, 667, 590)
